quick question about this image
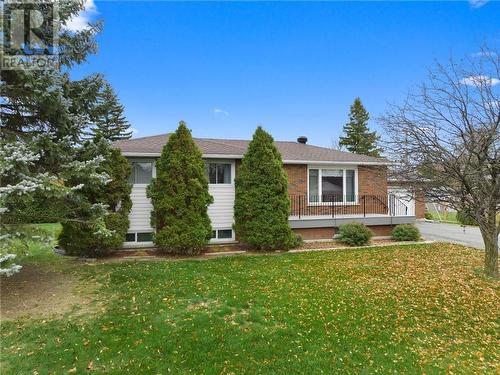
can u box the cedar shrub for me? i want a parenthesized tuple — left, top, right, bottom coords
(147, 122, 213, 254)
(234, 126, 301, 250)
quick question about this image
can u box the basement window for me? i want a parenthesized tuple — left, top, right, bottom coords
(125, 232, 153, 243)
(137, 232, 153, 242)
(211, 229, 234, 240)
(217, 229, 233, 239)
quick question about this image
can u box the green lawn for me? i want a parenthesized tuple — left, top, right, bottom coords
(428, 211, 460, 224)
(428, 212, 500, 226)
(1, 243, 499, 374)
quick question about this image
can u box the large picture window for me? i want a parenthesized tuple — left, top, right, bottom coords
(308, 168, 357, 203)
(205, 162, 231, 184)
(128, 160, 154, 184)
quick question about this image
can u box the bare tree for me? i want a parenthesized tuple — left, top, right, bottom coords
(379, 46, 500, 277)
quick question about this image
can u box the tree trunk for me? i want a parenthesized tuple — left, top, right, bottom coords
(480, 225, 499, 278)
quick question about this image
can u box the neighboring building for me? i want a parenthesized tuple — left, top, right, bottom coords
(114, 134, 415, 247)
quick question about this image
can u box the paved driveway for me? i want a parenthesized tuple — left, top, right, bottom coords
(416, 221, 489, 249)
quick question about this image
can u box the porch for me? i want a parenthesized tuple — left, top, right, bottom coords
(288, 194, 416, 229)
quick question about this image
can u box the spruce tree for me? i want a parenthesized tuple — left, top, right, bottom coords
(59, 139, 132, 257)
(234, 127, 301, 250)
(1, 1, 112, 270)
(90, 82, 132, 141)
(339, 98, 383, 157)
(147, 122, 213, 254)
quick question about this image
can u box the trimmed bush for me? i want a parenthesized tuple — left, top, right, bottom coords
(391, 224, 420, 241)
(147, 122, 213, 255)
(424, 211, 433, 220)
(59, 219, 124, 257)
(2, 193, 69, 224)
(234, 127, 301, 251)
(338, 223, 373, 246)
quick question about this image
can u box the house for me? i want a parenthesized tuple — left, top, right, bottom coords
(114, 134, 416, 247)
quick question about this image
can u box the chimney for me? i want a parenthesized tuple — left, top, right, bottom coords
(297, 136, 308, 144)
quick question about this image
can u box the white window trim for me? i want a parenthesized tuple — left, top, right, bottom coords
(205, 159, 235, 186)
(129, 159, 156, 186)
(307, 165, 359, 206)
(210, 228, 235, 243)
(124, 231, 154, 244)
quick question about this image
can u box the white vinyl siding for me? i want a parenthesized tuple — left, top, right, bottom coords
(208, 184, 235, 227)
(125, 158, 155, 247)
(128, 185, 154, 232)
(207, 160, 236, 243)
(125, 158, 236, 246)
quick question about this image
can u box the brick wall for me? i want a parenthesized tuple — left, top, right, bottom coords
(358, 166, 388, 195)
(284, 164, 307, 195)
(284, 164, 389, 216)
(415, 191, 425, 219)
(292, 225, 395, 240)
(293, 227, 335, 240)
(284, 164, 388, 196)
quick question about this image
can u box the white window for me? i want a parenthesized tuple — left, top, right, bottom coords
(125, 232, 153, 243)
(128, 160, 154, 184)
(308, 168, 357, 204)
(211, 229, 234, 240)
(205, 162, 231, 184)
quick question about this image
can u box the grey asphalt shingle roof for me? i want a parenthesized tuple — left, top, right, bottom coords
(113, 133, 388, 164)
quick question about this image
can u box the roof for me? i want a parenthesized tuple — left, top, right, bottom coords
(113, 133, 389, 165)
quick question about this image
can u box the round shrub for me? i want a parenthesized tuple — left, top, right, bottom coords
(391, 224, 420, 241)
(424, 211, 433, 220)
(338, 223, 373, 246)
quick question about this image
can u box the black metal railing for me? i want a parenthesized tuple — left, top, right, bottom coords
(289, 194, 409, 219)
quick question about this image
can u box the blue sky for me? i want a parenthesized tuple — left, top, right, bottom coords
(72, 1, 500, 147)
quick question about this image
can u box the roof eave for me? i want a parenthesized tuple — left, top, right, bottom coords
(283, 159, 392, 165)
(121, 152, 391, 165)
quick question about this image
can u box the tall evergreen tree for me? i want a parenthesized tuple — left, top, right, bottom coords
(90, 82, 132, 141)
(0, 1, 123, 271)
(339, 98, 382, 157)
(147, 122, 213, 254)
(234, 127, 301, 250)
(59, 139, 132, 257)
(1, 0, 106, 208)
